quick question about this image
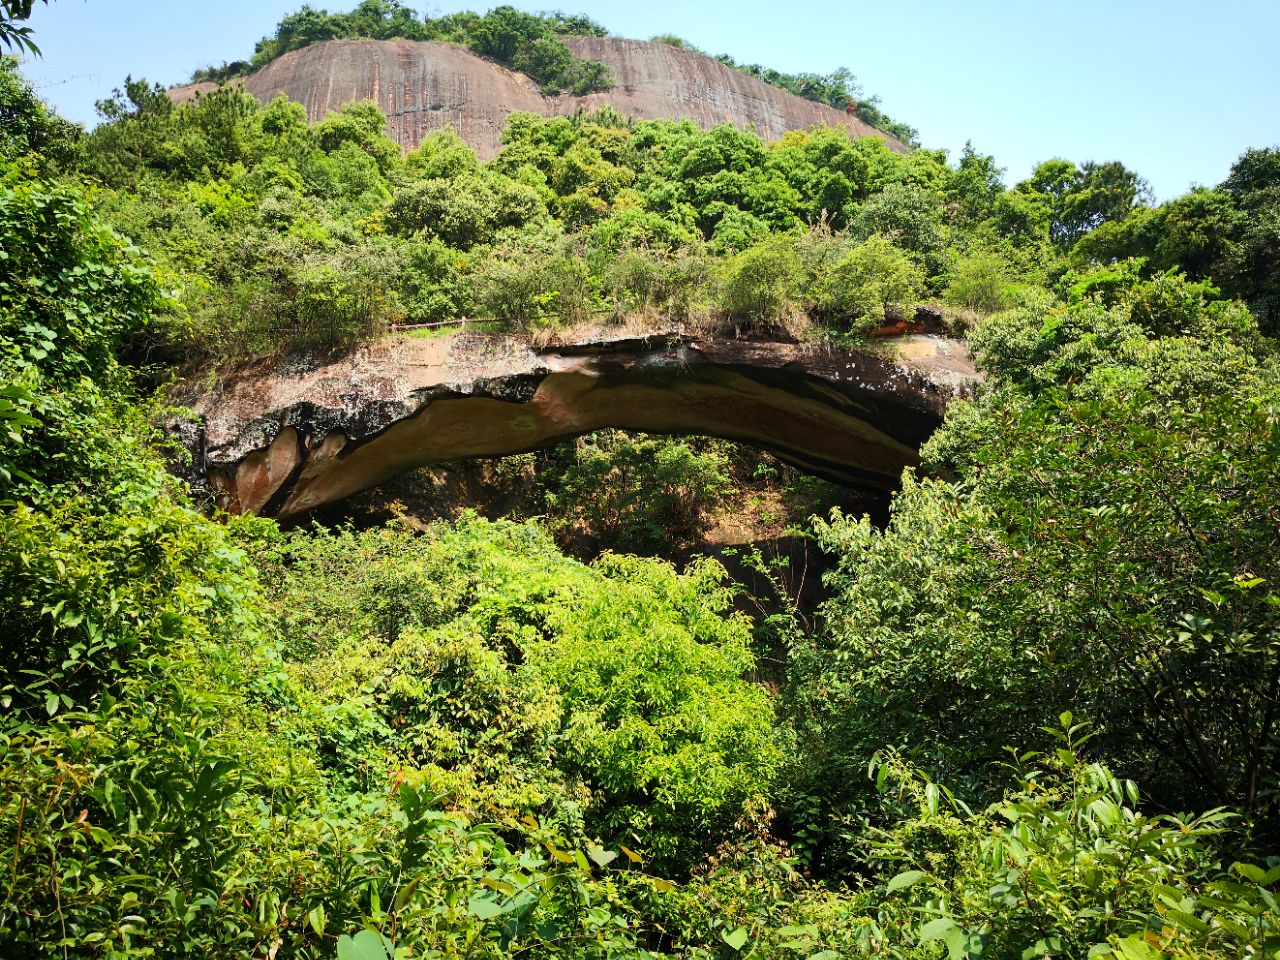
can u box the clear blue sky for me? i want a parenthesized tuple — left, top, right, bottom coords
(17, 0, 1280, 200)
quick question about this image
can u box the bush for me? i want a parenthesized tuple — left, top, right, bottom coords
(522, 551, 782, 868)
(599, 245, 710, 322)
(0, 55, 80, 164)
(857, 726, 1278, 960)
(715, 235, 804, 332)
(398, 235, 473, 323)
(544, 431, 730, 553)
(437, 5, 612, 93)
(386, 174, 547, 249)
(251, 515, 780, 870)
(472, 239, 598, 329)
(850, 181, 947, 271)
(942, 248, 1017, 314)
(185, 237, 400, 357)
(813, 233, 925, 328)
(790, 302, 1280, 852)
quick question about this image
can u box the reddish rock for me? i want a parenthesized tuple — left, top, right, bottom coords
(169, 38, 906, 159)
(173, 332, 976, 522)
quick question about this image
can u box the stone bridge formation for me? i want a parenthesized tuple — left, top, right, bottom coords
(175, 332, 978, 523)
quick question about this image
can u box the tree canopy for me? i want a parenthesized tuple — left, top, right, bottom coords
(2, 21, 1280, 960)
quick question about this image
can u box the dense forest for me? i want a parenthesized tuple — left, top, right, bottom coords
(2, 1, 1280, 957)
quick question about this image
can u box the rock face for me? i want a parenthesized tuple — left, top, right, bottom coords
(169, 38, 905, 160)
(175, 332, 976, 523)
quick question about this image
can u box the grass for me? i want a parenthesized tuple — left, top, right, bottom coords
(397, 320, 505, 339)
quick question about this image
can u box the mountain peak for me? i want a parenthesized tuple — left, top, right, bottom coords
(170, 37, 906, 159)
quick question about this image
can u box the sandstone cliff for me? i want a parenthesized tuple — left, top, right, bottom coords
(169, 38, 906, 160)
(173, 332, 975, 522)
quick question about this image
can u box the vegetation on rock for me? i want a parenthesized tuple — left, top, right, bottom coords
(192, 2, 613, 95)
(3, 9, 1280, 955)
(191, 4, 916, 139)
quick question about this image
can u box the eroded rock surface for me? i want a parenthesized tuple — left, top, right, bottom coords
(169, 38, 905, 159)
(174, 332, 976, 522)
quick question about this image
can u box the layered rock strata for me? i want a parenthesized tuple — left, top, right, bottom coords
(174, 332, 976, 522)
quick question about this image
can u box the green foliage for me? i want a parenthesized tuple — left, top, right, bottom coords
(250, 515, 780, 871)
(397, 235, 472, 323)
(945, 142, 1005, 225)
(1065, 147, 1280, 335)
(458, 5, 612, 94)
(1221, 147, 1280, 333)
(525, 551, 782, 867)
(598, 244, 707, 320)
(211, 3, 613, 95)
(714, 235, 804, 331)
(859, 726, 1277, 960)
(1011, 158, 1152, 248)
(471, 235, 598, 329)
(0, 55, 79, 164)
(789, 278, 1280, 873)
(6, 41, 1280, 960)
(0, 166, 178, 501)
(0, 144, 677, 958)
(0, 170, 168, 384)
(543, 431, 731, 554)
(387, 171, 547, 248)
(0, 0, 45, 55)
(649, 34, 702, 52)
(63, 74, 1024, 353)
(942, 248, 1018, 315)
(815, 233, 926, 326)
(850, 182, 947, 272)
(970, 266, 1258, 390)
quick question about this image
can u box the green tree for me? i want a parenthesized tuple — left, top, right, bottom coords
(942, 248, 1016, 315)
(0, 54, 78, 163)
(791, 291, 1280, 857)
(1014, 158, 1151, 248)
(814, 233, 926, 326)
(715, 234, 803, 329)
(544, 431, 730, 554)
(1221, 147, 1280, 333)
(0, 0, 45, 54)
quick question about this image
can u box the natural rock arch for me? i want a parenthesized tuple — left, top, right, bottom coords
(173, 332, 977, 523)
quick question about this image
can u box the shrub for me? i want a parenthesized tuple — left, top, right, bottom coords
(398, 235, 473, 323)
(544, 431, 730, 553)
(715, 235, 803, 332)
(523, 551, 782, 868)
(386, 174, 548, 249)
(942, 248, 1017, 314)
(598, 245, 710, 322)
(850, 181, 947, 271)
(814, 233, 925, 328)
(186, 237, 400, 357)
(856, 726, 1278, 960)
(791, 306, 1280, 850)
(251, 516, 779, 870)
(472, 240, 598, 329)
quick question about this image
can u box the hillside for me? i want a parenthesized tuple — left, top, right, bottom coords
(169, 37, 906, 158)
(6, 2, 1280, 954)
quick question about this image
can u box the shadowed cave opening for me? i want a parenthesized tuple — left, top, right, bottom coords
(300, 429, 895, 658)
